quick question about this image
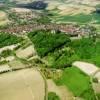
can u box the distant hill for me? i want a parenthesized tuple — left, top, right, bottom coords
(16, 1, 48, 10)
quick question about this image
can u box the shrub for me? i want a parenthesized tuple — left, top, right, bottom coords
(48, 92, 60, 100)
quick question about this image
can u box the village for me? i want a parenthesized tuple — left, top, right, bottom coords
(0, 0, 100, 100)
(0, 23, 95, 38)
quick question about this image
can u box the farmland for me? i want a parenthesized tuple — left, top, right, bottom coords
(0, 0, 100, 100)
(54, 67, 96, 100)
(0, 69, 45, 100)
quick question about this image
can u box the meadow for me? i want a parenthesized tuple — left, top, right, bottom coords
(53, 13, 100, 24)
(54, 67, 96, 100)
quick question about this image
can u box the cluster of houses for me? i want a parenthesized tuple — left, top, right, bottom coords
(0, 23, 91, 37)
(10, 8, 40, 21)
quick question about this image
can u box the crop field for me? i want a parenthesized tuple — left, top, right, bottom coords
(54, 67, 96, 100)
(0, 68, 45, 100)
(8, 59, 28, 69)
(45, 0, 100, 26)
(0, 0, 99, 100)
(16, 45, 36, 59)
(0, 11, 9, 26)
(51, 13, 100, 24)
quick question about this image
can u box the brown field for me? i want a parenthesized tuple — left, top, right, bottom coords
(0, 68, 45, 100)
(58, 5, 95, 15)
(16, 45, 36, 59)
(0, 11, 9, 26)
(10, 8, 32, 13)
(8, 59, 28, 69)
(10, 0, 35, 4)
(46, 0, 99, 15)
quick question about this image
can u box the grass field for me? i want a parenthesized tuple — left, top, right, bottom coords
(0, 11, 9, 26)
(54, 67, 96, 100)
(53, 13, 100, 24)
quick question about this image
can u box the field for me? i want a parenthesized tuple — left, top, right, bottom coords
(0, 68, 45, 100)
(54, 67, 96, 100)
(54, 13, 100, 24)
(0, 0, 99, 27)
(0, 11, 9, 26)
(16, 45, 36, 59)
(0, 0, 100, 100)
(45, 0, 100, 26)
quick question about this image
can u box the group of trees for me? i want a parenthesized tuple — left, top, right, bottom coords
(28, 30, 71, 57)
(71, 38, 100, 66)
(48, 92, 60, 100)
(0, 32, 23, 48)
(95, 4, 100, 14)
(0, 49, 13, 58)
(28, 29, 99, 68)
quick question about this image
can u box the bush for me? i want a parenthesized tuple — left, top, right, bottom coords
(0, 49, 13, 58)
(48, 92, 60, 100)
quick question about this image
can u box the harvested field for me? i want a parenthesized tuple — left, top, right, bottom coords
(73, 61, 99, 76)
(95, 71, 100, 82)
(0, 11, 7, 21)
(0, 64, 11, 73)
(11, 7, 32, 13)
(16, 45, 36, 59)
(10, 0, 34, 4)
(0, 68, 45, 100)
(0, 11, 9, 26)
(93, 83, 100, 93)
(8, 59, 28, 70)
(0, 44, 18, 53)
(46, 1, 61, 10)
(58, 5, 95, 15)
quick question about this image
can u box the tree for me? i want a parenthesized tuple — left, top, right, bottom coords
(48, 92, 60, 100)
(88, 26, 97, 42)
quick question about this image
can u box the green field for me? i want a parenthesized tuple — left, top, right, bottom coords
(53, 13, 100, 24)
(71, 38, 100, 67)
(54, 67, 96, 100)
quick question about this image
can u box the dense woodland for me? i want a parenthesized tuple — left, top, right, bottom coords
(0, 33, 23, 48)
(28, 30, 71, 57)
(28, 30, 100, 68)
